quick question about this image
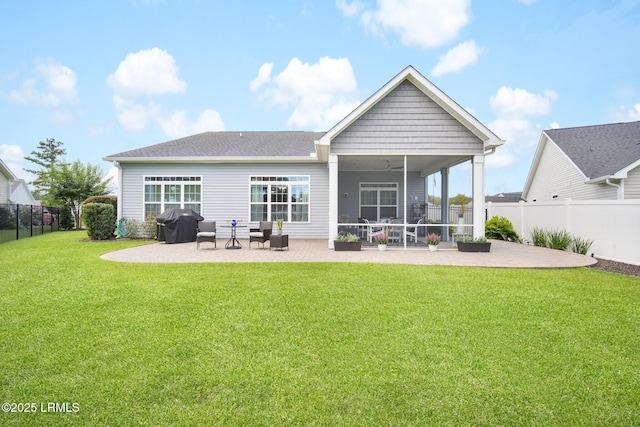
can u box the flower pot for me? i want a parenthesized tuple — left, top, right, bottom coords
(457, 242, 491, 252)
(377, 244, 387, 251)
(428, 244, 438, 252)
(334, 241, 362, 251)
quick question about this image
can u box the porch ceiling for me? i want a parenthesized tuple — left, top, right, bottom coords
(338, 155, 470, 176)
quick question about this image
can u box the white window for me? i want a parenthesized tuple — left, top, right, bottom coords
(250, 176, 310, 222)
(144, 176, 202, 217)
(360, 182, 398, 221)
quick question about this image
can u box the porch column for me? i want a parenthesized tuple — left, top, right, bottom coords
(472, 155, 485, 239)
(440, 167, 449, 241)
(328, 154, 338, 248)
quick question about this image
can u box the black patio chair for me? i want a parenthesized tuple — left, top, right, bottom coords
(196, 221, 217, 250)
(249, 221, 272, 248)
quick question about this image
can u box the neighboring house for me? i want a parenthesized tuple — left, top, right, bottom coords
(104, 66, 504, 246)
(523, 121, 640, 202)
(11, 179, 37, 205)
(485, 192, 523, 203)
(0, 158, 19, 204)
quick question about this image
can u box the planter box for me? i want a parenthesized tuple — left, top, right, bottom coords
(334, 241, 362, 251)
(457, 242, 491, 252)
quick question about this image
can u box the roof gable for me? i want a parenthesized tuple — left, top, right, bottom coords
(317, 65, 504, 151)
(0, 158, 18, 180)
(544, 121, 640, 179)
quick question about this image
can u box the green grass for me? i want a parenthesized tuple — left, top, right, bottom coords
(1, 232, 639, 426)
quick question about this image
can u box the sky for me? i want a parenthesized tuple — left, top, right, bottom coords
(1, 0, 639, 197)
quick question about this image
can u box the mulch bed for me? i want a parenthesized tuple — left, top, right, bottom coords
(587, 258, 640, 278)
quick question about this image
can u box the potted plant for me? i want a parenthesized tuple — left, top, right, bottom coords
(334, 232, 361, 251)
(457, 235, 491, 252)
(426, 233, 441, 251)
(374, 233, 388, 251)
(276, 218, 284, 235)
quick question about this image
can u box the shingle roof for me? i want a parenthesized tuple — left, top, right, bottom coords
(485, 192, 523, 203)
(544, 121, 640, 179)
(105, 131, 325, 160)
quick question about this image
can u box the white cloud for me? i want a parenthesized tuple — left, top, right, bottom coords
(253, 57, 360, 130)
(623, 103, 640, 122)
(157, 109, 225, 139)
(352, 0, 471, 49)
(335, 0, 365, 17)
(249, 62, 274, 92)
(490, 87, 558, 118)
(106, 47, 187, 97)
(112, 95, 161, 132)
(431, 40, 483, 77)
(107, 48, 224, 136)
(8, 58, 77, 108)
(0, 144, 32, 181)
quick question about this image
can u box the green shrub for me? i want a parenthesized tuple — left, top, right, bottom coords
(485, 216, 520, 242)
(84, 195, 117, 212)
(59, 205, 75, 230)
(530, 226, 549, 247)
(82, 203, 116, 240)
(547, 229, 573, 250)
(571, 236, 594, 255)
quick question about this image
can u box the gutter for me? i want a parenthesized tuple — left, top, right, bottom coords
(605, 178, 623, 200)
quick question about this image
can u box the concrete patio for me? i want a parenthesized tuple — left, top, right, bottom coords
(101, 239, 597, 268)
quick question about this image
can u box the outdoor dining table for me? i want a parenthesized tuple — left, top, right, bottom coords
(221, 224, 246, 249)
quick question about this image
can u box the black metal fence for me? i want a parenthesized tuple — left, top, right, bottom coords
(0, 204, 61, 244)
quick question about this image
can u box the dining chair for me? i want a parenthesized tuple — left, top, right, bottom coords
(196, 221, 217, 250)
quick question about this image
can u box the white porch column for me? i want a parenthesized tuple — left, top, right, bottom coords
(328, 154, 338, 248)
(472, 155, 485, 239)
(441, 168, 449, 241)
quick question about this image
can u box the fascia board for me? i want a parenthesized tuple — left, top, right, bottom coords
(102, 156, 321, 164)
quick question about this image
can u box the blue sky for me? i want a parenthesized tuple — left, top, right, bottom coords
(1, 0, 639, 196)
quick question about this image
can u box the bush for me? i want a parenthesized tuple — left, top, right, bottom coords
(82, 203, 116, 240)
(530, 226, 549, 247)
(547, 229, 573, 250)
(84, 195, 117, 212)
(571, 236, 594, 255)
(485, 216, 520, 242)
(59, 205, 75, 230)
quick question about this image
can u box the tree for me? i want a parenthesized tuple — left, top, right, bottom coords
(49, 160, 112, 229)
(24, 138, 67, 205)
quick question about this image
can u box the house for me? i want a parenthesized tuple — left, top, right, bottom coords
(485, 192, 523, 203)
(10, 179, 37, 205)
(104, 66, 504, 247)
(0, 158, 19, 204)
(523, 121, 640, 202)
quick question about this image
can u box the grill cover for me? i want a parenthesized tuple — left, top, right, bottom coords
(156, 208, 204, 244)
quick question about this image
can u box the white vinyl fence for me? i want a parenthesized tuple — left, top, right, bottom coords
(486, 199, 640, 266)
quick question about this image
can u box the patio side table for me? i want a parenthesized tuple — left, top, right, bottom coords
(270, 234, 289, 251)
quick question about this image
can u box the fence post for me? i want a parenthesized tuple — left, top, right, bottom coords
(15, 204, 20, 241)
(519, 200, 526, 240)
(565, 198, 572, 232)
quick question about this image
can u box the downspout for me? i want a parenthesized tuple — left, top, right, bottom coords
(605, 178, 623, 200)
(112, 161, 123, 219)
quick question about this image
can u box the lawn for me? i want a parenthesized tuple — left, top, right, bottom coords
(1, 231, 639, 426)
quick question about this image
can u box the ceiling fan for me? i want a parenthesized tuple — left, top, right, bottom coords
(383, 160, 403, 171)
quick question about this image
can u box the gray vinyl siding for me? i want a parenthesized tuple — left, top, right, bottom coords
(527, 140, 616, 201)
(624, 166, 640, 199)
(338, 171, 425, 220)
(0, 173, 8, 203)
(119, 162, 329, 239)
(331, 81, 483, 155)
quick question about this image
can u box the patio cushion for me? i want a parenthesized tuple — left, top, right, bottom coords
(196, 232, 216, 237)
(248, 231, 264, 237)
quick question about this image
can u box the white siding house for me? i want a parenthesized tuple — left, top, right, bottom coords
(523, 121, 640, 202)
(104, 66, 504, 247)
(1, 158, 18, 204)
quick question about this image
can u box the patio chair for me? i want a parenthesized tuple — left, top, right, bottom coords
(388, 219, 404, 245)
(405, 218, 423, 245)
(196, 221, 216, 250)
(249, 221, 273, 248)
(357, 217, 368, 240)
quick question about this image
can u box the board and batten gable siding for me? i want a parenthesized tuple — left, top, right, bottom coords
(624, 166, 640, 199)
(119, 162, 329, 239)
(527, 139, 616, 201)
(331, 81, 484, 155)
(0, 173, 8, 203)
